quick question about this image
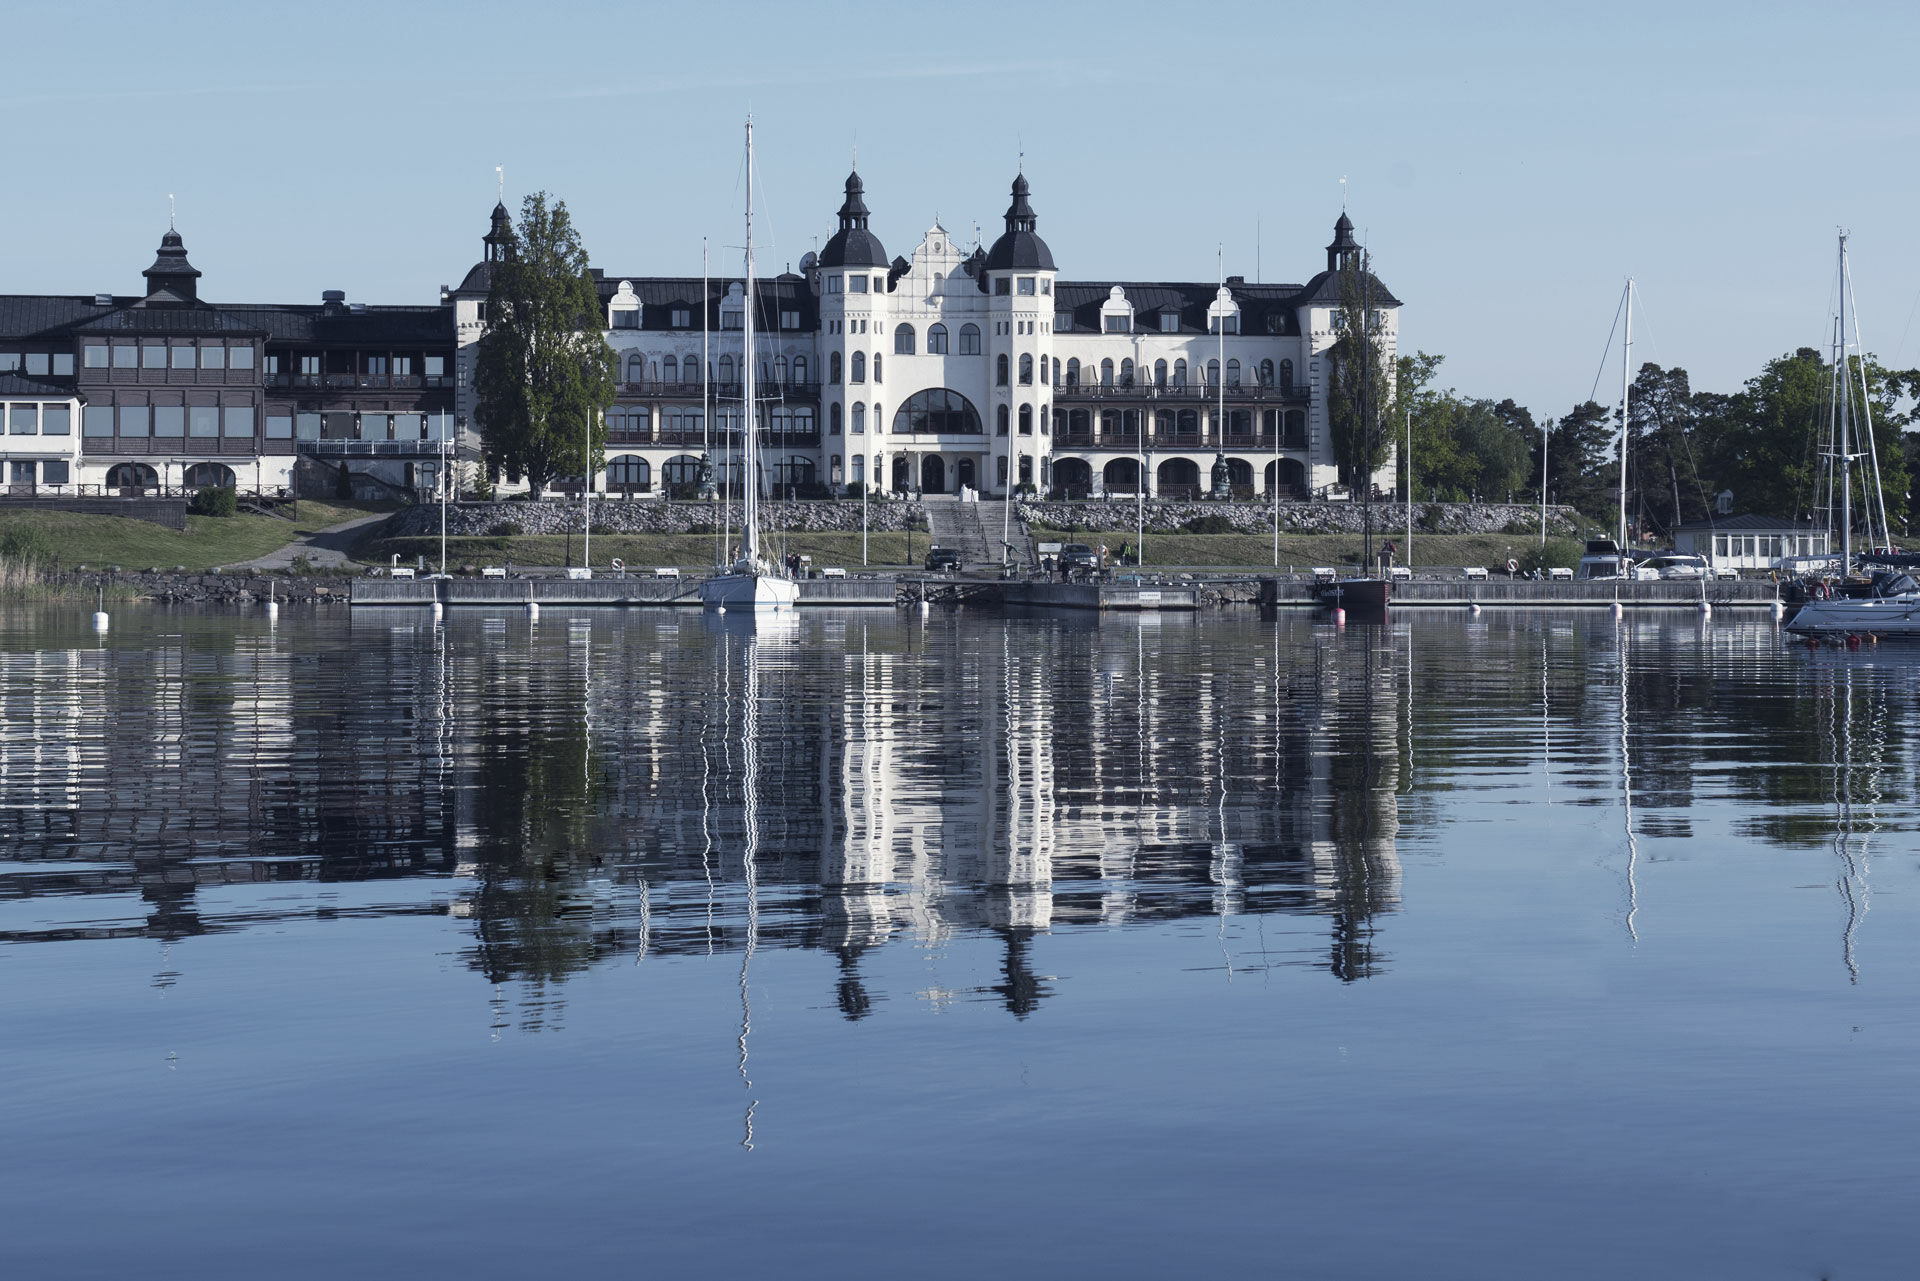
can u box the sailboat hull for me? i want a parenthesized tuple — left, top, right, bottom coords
(699, 572, 799, 611)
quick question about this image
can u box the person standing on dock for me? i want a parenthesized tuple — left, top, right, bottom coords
(1380, 540, 1396, 574)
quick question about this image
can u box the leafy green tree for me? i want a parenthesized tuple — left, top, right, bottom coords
(473, 193, 617, 499)
(1623, 362, 1707, 540)
(1328, 247, 1395, 489)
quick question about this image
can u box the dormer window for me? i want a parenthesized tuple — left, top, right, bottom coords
(780, 310, 800, 329)
(721, 309, 743, 331)
(1103, 315, 1129, 334)
(671, 307, 691, 327)
(1208, 315, 1240, 335)
(1160, 313, 1180, 333)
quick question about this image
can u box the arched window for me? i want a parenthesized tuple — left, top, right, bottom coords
(872, 354, 882, 383)
(1019, 353, 1033, 385)
(997, 404, 1010, 436)
(1279, 359, 1294, 391)
(830, 352, 844, 384)
(1258, 359, 1274, 387)
(894, 324, 916, 355)
(1066, 357, 1080, 387)
(851, 351, 866, 383)
(607, 455, 650, 492)
(1018, 404, 1033, 435)
(663, 454, 704, 488)
(1040, 355, 1050, 384)
(928, 323, 949, 354)
(1040, 402, 1049, 434)
(1173, 359, 1188, 388)
(958, 323, 981, 355)
(183, 462, 236, 489)
(1226, 359, 1241, 388)
(718, 355, 734, 384)
(1206, 358, 1220, 386)
(774, 356, 788, 384)
(626, 354, 646, 384)
(1153, 359, 1168, 388)
(1177, 409, 1198, 434)
(851, 403, 866, 434)
(1100, 358, 1115, 387)
(663, 354, 678, 383)
(830, 403, 843, 435)
(894, 388, 984, 435)
(1120, 358, 1135, 387)
(996, 353, 1010, 386)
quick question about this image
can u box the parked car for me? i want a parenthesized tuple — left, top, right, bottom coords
(1058, 543, 1101, 572)
(925, 547, 963, 572)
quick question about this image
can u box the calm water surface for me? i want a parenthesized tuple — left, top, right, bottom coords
(3, 604, 1917, 1278)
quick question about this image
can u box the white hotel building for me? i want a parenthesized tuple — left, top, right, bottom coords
(450, 172, 1400, 502)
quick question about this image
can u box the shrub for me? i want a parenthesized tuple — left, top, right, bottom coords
(0, 522, 55, 567)
(1519, 536, 1583, 576)
(190, 486, 238, 517)
(1181, 514, 1237, 535)
(843, 481, 865, 499)
(487, 521, 523, 537)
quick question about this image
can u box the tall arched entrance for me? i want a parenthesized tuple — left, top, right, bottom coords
(956, 458, 976, 492)
(921, 455, 946, 494)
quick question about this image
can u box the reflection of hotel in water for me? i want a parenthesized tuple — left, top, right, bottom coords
(0, 612, 1401, 1006)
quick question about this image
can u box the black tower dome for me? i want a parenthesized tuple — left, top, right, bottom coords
(818, 171, 888, 269)
(1326, 212, 1360, 272)
(485, 201, 514, 264)
(141, 228, 202, 302)
(985, 173, 1055, 272)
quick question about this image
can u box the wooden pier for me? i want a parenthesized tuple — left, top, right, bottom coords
(1257, 575, 1780, 609)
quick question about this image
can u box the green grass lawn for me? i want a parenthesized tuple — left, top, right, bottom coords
(358, 529, 1552, 572)
(0, 500, 391, 572)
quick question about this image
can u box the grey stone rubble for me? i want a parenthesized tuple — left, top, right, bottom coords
(385, 499, 928, 539)
(69, 570, 357, 605)
(1016, 499, 1578, 536)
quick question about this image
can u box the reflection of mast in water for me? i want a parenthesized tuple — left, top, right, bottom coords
(1617, 617, 1640, 942)
(737, 628, 762, 1151)
(1825, 662, 1877, 983)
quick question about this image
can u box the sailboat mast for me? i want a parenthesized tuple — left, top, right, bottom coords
(1618, 279, 1632, 568)
(742, 118, 758, 564)
(1838, 234, 1853, 569)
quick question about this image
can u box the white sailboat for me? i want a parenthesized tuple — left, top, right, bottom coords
(1783, 233, 1918, 637)
(701, 118, 799, 612)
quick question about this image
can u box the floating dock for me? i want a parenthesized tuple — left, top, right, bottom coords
(352, 576, 897, 607)
(1258, 576, 1780, 609)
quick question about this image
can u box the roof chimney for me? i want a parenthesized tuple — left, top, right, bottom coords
(321, 289, 346, 315)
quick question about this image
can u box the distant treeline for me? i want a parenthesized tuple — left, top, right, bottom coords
(1385, 349, 1916, 542)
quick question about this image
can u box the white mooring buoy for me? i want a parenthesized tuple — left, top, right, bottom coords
(1698, 599, 1712, 616)
(1468, 602, 1482, 617)
(526, 601, 540, 620)
(1333, 606, 1346, 627)
(1771, 600, 1786, 622)
(431, 601, 443, 623)
(1610, 601, 1624, 619)
(92, 586, 109, 633)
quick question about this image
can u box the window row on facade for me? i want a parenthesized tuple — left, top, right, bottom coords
(81, 340, 258, 370)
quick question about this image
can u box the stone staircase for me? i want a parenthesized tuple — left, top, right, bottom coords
(924, 497, 1032, 569)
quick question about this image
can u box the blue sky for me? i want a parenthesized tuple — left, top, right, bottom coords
(11, 0, 1920, 418)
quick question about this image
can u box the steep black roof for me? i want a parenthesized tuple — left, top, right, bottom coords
(222, 303, 452, 345)
(1052, 281, 1308, 336)
(593, 275, 818, 332)
(73, 304, 267, 336)
(1295, 268, 1401, 308)
(985, 173, 1055, 272)
(0, 296, 117, 341)
(817, 171, 889, 269)
(0, 372, 75, 399)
